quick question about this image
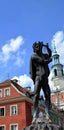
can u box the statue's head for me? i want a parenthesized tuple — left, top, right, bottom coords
(32, 41, 43, 53)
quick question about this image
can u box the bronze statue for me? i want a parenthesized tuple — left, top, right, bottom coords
(30, 41, 52, 123)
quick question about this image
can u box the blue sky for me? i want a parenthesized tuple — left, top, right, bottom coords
(0, 0, 64, 89)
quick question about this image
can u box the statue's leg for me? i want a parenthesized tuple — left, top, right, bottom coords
(32, 77, 41, 123)
(43, 79, 51, 107)
(42, 79, 52, 120)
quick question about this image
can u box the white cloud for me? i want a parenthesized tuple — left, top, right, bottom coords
(51, 31, 64, 46)
(51, 31, 64, 64)
(14, 50, 26, 67)
(0, 36, 25, 67)
(12, 74, 34, 91)
(2, 36, 23, 55)
(15, 56, 24, 67)
(48, 71, 55, 92)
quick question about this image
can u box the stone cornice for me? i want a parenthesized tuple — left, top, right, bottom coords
(0, 96, 33, 104)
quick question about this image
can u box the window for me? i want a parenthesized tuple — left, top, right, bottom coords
(0, 107, 5, 117)
(0, 90, 2, 97)
(10, 124, 18, 130)
(54, 69, 57, 76)
(4, 88, 10, 96)
(0, 126, 4, 130)
(62, 69, 63, 75)
(10, 105, 17, 116)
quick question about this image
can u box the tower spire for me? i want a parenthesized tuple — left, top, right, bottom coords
(53, 43, 57, 53)
(52, 42, 63, 78)
(52, 40, 57, 54)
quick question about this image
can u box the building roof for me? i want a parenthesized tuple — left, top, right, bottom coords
(0, 79, 34, 97)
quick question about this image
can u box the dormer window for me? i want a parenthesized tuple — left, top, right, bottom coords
(25, 92, 30, 97)
(4, 88, 10, 96)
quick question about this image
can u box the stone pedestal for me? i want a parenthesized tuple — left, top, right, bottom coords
(22, 116, 60, 130)
(22, 123, 60, 130)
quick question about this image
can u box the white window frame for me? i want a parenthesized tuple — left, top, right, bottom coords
(10, 123, 18, 130)
(0, 125, 6, 130)
(4, 88, 10, 96)
(0, 89, 2, 97)
(0, 106, 5, 117)
(10, 105, 18, 116)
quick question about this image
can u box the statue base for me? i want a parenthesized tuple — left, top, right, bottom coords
(22, 116, 60, 130)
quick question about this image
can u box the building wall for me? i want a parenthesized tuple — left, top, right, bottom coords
(51, 76, 64, 110)
(51, 91, 64, 109)
(0, 81, 32, 130)
(0, 100, 32, 130)
(25, 101, 32, 126)
(0, 85, 23, 101)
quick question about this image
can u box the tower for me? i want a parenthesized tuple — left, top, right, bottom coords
(52, 44, 63, 78)
(51, 44, 64, 110)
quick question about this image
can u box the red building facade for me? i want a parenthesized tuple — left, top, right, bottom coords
(0, 79, 32, 130)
